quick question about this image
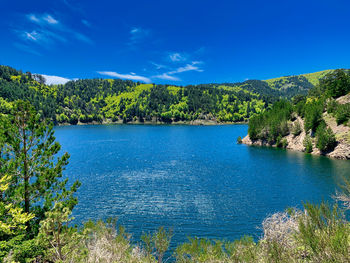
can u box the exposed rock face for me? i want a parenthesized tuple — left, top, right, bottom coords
(242, 115, 350, 160)
(336, 93, 350, 104)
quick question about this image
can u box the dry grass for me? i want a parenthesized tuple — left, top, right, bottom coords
(261, 210, 301, 250)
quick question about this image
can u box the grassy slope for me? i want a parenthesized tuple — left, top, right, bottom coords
(264, 69, 334, 88)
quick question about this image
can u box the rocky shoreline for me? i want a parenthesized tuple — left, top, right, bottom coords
(242, 115, 350, 160)
(57, 119, 248, 126)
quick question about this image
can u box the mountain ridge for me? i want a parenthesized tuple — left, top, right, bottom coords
(0, 65, 340, 125)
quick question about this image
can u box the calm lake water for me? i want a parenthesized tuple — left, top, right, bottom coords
(55, 124, 350, 247)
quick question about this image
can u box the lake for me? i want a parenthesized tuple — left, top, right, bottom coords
(55, 124, 350, 247)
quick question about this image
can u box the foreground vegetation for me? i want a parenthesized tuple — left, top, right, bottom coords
(248, 69, 350, 154)
(0, 100, 349, 262)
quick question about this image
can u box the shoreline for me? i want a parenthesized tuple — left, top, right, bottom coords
(242, 135, 350, 160)
(56, 119, 248, 126)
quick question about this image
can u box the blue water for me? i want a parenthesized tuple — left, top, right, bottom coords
(55, 124, 350, 247)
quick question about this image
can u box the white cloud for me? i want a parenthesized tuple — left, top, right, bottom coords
(16, 13, 92, 49)
(18, 29, 67, 46)
(98, 71, 151, 83)
(27, 13, 59, 26)
(150, 62, 166, 70)
(43, 15, 58, 24)
(153, 73, 180, 81)
(152, 61, 204, 82)
(24, 31, 39, 41)
(40, 74, 71, 85)
(168, 62, 204, 74)
(28, 14, 39, 23)
(192, 61, 203, 65)
(169, 52, 186, 62)
(130, 27, 140, 34)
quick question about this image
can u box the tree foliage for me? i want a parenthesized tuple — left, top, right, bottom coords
(248, 100, 292, 142)
(0, 102, 80, 261)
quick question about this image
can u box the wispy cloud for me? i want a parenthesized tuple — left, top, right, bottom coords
(150, 61, 167, 70)
(14, 12, 92, 53)
(168, 62, 204, 74)
(19, 29, 67, 45)
(26, 13, 59, 26)
(153, 73, 180, 81)
(40, 74, 71, 85)
(98, 71, 151, 83)
(152, 61, 204, 81)
(43, 15, 59, 24)
(74, 32, 93, 44)
(81, 19, 91, 27)
(129, 27, 150, 45)
(23, 31, 39, 41)
(28, 14, 40, 23)
(169, 52, 187, 62)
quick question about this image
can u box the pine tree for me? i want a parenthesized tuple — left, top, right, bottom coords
(2, 101, 80, 235)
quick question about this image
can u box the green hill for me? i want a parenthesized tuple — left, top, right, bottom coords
(0, 65, 339, 125)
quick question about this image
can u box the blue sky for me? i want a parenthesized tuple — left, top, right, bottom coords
(1, 0, 350, 85)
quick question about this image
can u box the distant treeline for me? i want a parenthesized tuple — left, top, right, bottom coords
(0, 65, 327, 125)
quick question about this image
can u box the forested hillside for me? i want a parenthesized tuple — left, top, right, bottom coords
(244, 69, 350, 159)
(0, 65, 333, 125)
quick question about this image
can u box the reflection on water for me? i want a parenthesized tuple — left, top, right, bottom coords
(55, 124, 350, 247)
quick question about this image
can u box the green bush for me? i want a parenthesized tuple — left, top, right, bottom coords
(327, 99, 338, 114)
(276, 136, 289, 148)
(292, 121, 302, 136)
(304, 99, 324, 132)
(316, 124, 336, 152)
(303, 135, 313, 153)
(281, 138, 288, 148)
(335, 103, 350, 125)
(69, 113, 79, 125)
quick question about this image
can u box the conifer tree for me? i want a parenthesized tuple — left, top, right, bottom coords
(2, 101, 80, 234)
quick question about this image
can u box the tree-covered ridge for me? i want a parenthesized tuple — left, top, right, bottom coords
(55, 81, 267, 124)
(0, 65, 268, 124)
(0, 65, 338, 125)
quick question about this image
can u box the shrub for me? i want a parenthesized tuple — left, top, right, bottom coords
(69, 113, 79, 125)
(335, 103, 350, 125)
(292, 121, 302, 136)
(295, 101, 305, 117)
(237, 136, 242, 144)
(281, 138, 288, 148)
(304, 99, 324, 132)
(316, 125, 336, 152)
(141, 226, 173, 263)
(303, 135, 313, 153)
(297, 202, 350, 262)
(327, 99, 338, 114)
